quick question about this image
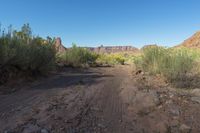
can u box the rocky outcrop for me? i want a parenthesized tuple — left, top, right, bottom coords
(87, 45, 139, 53)
(54, 37, 66, 53)
(54, 38, 139, 53)
(179, 31, 200, 48)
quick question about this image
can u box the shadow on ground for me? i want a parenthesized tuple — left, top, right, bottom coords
(30, 69, 113, 90)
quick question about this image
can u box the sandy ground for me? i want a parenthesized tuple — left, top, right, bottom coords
(1, 65, 200, 133)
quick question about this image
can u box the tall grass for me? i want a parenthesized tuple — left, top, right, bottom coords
(134, 46, 200, 86)
(141, 46, 167, 74)
(162, 48, 195, 81)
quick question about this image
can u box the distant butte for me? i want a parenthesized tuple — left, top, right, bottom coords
(87, 45, 139, 53)
(55, 38, 139, 53)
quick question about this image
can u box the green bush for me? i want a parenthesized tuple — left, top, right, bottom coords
(27, 38, 56, 73)
(0, 24, 56, 78)
(96, 53, 126, 65)
(61, 44, 98, 67)
(162, 48, 194, 81)
(141, 46, 168, 74)
(135, 46, 197, 83)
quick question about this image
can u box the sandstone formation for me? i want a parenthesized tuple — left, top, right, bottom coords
(54, 38, 139, 53)
(179, 31, 200, 48)
(54, 37, 66, 53)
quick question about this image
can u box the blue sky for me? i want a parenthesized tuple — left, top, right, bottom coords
(0, 0, 200, 48)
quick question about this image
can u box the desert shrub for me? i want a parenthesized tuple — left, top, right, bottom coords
(162, 48, 194, 81)
(0, 24, 56, 84)
(133, 55, 143, 69)
(27, 38, 56, 73)
(140, 46, 167, 74)
(61, 44, 98, 67)
(113, 54, 126, 65)
(134, 46, 199, 86)
(96, 53, 126, 65)
(96, 54, 114, 65)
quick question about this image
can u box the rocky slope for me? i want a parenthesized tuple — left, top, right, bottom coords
(179, 31, 200, 48)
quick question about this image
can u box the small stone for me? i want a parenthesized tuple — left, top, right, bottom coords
(169, 92, 174, 98)
(41, 128, 49, 133)
(191, 88, 200, 97)
(169, 105, 180, 116)
(98, 123, 105, 128)
(165, 99, 173, 104)
(191, 97, 200, 104)
(4, 130, 8, 133)
(91, 107, 101, 112)
(179, 124, 191, 133)
(22, 124, 40, 133)
(170, 119, 179, 127)
(155, 122, 167, 133)
(61, 127, 66, 131)
(170, 126, 179, 133)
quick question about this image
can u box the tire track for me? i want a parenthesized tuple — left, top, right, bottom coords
(71, 66, 127, 133)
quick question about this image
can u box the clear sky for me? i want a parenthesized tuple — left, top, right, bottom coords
(0, 0, 200, 48)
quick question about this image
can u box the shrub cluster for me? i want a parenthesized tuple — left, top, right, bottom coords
(96, 53, 126, 65)
(60, 44, 98, 67)
(134, 46, 200, 85)
(59, 46, 128, 67)
(0, 24, 56, 84)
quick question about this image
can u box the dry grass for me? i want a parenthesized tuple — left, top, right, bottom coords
(134, 46, 200, 88)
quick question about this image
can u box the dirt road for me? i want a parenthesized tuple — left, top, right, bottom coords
(1, 65, 200, 133)
(0, 66, 130, 133)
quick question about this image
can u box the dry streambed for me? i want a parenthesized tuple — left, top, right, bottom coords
(1, 66, 200, 133)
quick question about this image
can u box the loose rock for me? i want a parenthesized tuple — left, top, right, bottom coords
(41, 128, 49, 133)
(191, 97, 200, 104)
(169, 105, 180, 116)
(179, 124, 191, 133)
(22, 124, 40, 133)
(191, 88, 200, 97)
